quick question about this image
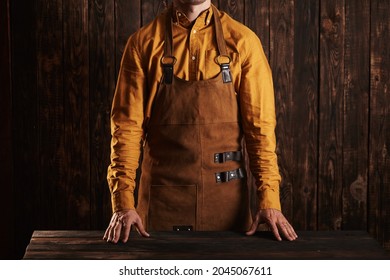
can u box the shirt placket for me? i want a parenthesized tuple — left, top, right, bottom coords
(189, 25, 200, 81)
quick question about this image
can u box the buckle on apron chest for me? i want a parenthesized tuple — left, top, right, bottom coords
(215, 168, 245, 183)
(220, 63, 232, 83)
(161, 56, 177, 84)
(215, 55, 232, 83)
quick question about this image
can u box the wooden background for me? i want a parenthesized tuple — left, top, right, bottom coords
(1, 0, 389, 259)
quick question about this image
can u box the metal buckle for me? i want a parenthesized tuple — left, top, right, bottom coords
(215, 55, 232, 83)
(215, 168, 245, 183)
(214, 151, 241, 163)
(161, 56, 177, 84)
(220, 63, 232, 83)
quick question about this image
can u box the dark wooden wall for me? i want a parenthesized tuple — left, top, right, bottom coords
(0, 0, 14, 259)
(1, 0, 389, 259)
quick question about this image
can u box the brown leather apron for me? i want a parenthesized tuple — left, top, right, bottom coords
(137, 6, 252, 231)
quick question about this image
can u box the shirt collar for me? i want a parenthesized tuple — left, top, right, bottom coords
(172, 5, 213, 29)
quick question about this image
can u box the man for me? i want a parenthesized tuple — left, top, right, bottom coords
(103, 0, 297, 243)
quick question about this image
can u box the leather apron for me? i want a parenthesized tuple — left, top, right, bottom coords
(137, 6, 252, 231)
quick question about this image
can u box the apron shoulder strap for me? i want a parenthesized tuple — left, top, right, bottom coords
(161, 6, 175, 84)
(211, 5, 228, 56)
(211, 5, 233, 83)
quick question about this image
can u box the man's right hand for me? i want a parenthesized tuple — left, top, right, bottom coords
(103, 209, 150, 243)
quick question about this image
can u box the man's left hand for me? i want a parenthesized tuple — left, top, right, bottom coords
(246, 208, 298, 241)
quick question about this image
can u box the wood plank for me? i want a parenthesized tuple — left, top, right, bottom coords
(219, 0, 244, 22)
(244, 0, 270, 59)
(318, 0, 345, 230)
(62, 0, 90, 229)
(36, 0, 65, 229)
(270, 0, 295, 222)
(142, 0, 166, 26)
(342, 0, 370, 230)
(292, 0, 319, 230)
(0, 0, 14, 259)
(10, 0, 39, 259)
(24, 230, 390, 260)
(89, 0, 116, 229)
(369, 0, 390, 249)
(115, 0, 141, 76)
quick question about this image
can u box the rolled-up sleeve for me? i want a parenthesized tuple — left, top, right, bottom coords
(239, 33, 282, 211)
(107, 34, 146, 213)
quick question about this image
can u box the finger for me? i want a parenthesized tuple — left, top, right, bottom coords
(134, 218, 150, 237)
(281, 223, 298, 241)
(109, 220, 122, 243)
(106, 224, 117, 242)
(114, 220, 123, 243)
(246, 213, 260, 236)
(135, 224, 150, 237)
(103, 214, 118, 241)
(289, 222, 298, 239)
(106, 227, 115, 243)
(269, 221, 282, 241)
(284, 224, 296, 241)
(103, 226, 110, 241)
(120, 221, 131, 243)
(292, 227, 298, 239)
(278, 222, 290, 241)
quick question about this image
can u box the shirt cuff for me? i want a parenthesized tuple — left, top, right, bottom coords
(258, 186, 281, 211)
(111, 190, 136, 213)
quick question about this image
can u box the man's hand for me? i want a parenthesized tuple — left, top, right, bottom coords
(246, 208, 298, 241)
(103, 209, 150, 243)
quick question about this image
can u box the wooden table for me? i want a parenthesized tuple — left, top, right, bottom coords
(23, 230, 389, 260)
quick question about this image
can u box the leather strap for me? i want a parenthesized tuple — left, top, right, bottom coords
(211, 5, 228, 56)
(215, 168, 245, 183)
(214, 151, 242, 163)
(164, 6, 173, 57)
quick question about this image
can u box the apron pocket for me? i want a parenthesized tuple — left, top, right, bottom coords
(148, 184, 197, 231)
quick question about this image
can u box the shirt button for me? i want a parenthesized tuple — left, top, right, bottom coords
(178, 12, 182, 16)
(193, 29, 197, 34)
(191, 56, 196, 61)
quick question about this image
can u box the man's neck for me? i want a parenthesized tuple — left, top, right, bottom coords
(172, 1, 211, 22)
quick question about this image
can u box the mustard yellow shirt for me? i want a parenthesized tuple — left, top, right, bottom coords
(107, 5, 282, 213)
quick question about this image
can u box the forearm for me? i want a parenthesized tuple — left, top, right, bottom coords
(107, 125, 143, 212)
(245, 128, 281, 210)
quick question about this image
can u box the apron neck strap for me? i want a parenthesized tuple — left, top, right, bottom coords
(164, 5, 174, 57)
(211, 5, 228, 56)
